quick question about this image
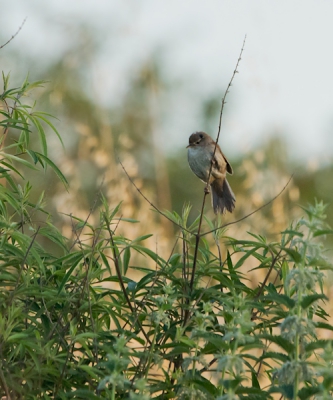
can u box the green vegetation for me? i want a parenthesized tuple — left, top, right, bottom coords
(1, 21, 333, 400)
(0, 69, 333, 400)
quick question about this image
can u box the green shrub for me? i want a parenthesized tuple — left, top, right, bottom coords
(1, 74, 333, 400)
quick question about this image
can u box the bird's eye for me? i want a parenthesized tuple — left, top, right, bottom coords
(199, 134, 203, 139)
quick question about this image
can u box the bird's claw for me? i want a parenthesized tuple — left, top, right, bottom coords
(204, 186, 210, 194)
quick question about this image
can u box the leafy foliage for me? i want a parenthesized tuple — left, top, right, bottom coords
(1, 73, 333, 400)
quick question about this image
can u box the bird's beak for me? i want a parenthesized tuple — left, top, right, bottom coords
(186, 144, 192, 148)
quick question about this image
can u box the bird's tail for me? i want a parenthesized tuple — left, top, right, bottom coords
(211, 178, 236, 214)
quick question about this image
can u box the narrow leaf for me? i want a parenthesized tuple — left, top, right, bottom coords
(35, 152, 68, 189)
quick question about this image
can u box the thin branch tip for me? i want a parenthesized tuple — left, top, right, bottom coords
(189, 38, 247, 292)
(118, 156, 191, 234)
(202, 173, 294, 237)
(0, 18, 27, 50)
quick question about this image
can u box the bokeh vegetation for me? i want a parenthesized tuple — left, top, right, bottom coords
(2, 23, 333, 245)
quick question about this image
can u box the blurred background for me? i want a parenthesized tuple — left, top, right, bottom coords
(1, 1, 332, 255)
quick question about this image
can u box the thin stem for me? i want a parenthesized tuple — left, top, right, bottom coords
(209, 35, 247, 178)
(186, 37, 246, 314)
(0, 18, 27, 49)
(118, 155, 293, 243)
(8, 226, 40, 306)
(189, 192, 209, 291)
(182, 193, 208, 325)
(118, 157, 192, 234)
(104, 213, 152, 345)
(111, 383, 116, 400)
(202, 174, 294, 237)
(145, 330, 157, 380)
(255, 249, 282, 299)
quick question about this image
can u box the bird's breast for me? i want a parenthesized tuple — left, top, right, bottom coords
(187, 146, 213, 183)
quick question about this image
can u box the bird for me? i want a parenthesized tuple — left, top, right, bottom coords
(187, 131, 235, 214)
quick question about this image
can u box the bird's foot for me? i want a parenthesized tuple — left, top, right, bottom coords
(204, 186, 210, 194)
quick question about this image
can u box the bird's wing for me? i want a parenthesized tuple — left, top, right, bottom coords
(221, 151, 233, 175)
(211, 151, 233, 176)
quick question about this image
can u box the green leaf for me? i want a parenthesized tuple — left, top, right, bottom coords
(132, 244, 165, 266)
(114, 217, 139, 223)
(313, 229, 333, 237)
(234, 246, 263, 269)
(38, 226, 68, 253)
(263, 292, 296, 309)
(269, 384, 294, 399)
(34, 152, 68, 188)
(2, 152, 39, 170)
(281, 229, 304, 238)
(259, 351, 290, 363)
(26, 149, 39, 164)
(199, 333, 229, 351)
(298, 385, 321, 400)
(251, 371, 260, 389)
(130, 234, 153, 244)
(77, 365, 101, 380)
(99, 251, 112, 275)
(282, 247, 302, 263)
(301, 293, 327, 309)
(57, 253, 85, 294)
(7, 333, 30, 341)
(226, 251, 245, 288)
(32, 111, 64, 148)
(123, 247, 131, 274)
(69, 389, 101, 399)
(191, 372, 218, 396)
(236, 386, 270, 398)
(27, 114, 47, 156)
(305, 339, 333, 352)
(259, 334, 294, 354)
(315, 321, 333, 331)
(0, 160, 24, 179)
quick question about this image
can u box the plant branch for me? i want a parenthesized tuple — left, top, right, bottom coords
(118, 157, 192, 234)
(189, 36, 246, 293)
(8, 226, 40, 306)
(202, 35, 246, 199)
(188, 192, 209, 292)
(254, 249, 283, 300)
(201, 174, 294, 237)
(103, 214, 152, 345)
(0, 18, 27, 49)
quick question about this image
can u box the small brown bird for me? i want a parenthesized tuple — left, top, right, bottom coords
(187, 131, 235, 214)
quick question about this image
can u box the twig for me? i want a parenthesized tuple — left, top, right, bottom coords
(128, 235, 181, 336)
(211, 35, 247, 172)
(8, 226, 40, 306)
(254, 249, 283, 301)
(129, 236, 181, 387)
(118, 157, 192, 234)
(103, 213, 152, 345)
(188, 190, 209, 291)
(0, 360, 11, 399)
(66, 193, 100, 252)
(0, 18, 27, 50)
(201, 174, 294, 237)
(189, 36, 247, 293)
(251, 249, 283, 322)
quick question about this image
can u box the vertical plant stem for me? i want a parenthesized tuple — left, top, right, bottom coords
(189, 192, 208, 291)
(104, 213, 152, 345)
(111, 383, 116, 400)
(188, 36, 246, 304)
(145, 330, 157, 380)
(293, 236, 308, 399)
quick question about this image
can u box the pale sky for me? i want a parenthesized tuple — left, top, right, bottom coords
(2, 1, 333, 164)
